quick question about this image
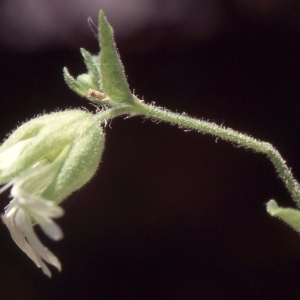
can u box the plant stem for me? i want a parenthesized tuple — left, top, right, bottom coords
(93, 106, 133, 123)
(94, 101, 300, 206)
(137, 102, 300, 206)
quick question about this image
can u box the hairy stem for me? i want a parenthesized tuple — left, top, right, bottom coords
(137, 102, 300, 206)
(94, 101, 300, 206)
(93, 106, 134, 123)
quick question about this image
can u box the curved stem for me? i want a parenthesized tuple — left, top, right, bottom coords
(94, 101, 300, 206)
(137, 102, 300, 206)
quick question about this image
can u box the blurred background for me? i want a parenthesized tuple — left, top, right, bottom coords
(1, 0, 300, 299)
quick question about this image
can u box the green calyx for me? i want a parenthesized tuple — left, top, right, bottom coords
(0, 110, 105, 203)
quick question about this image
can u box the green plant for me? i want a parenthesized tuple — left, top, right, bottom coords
(0, 10, 299, 277)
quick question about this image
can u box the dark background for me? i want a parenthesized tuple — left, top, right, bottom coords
(1, 1, 300, 299)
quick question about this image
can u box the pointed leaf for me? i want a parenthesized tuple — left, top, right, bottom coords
(98, 10, 134, 104)
(80, 48, 101, 89)
(63, 67, 87, 97)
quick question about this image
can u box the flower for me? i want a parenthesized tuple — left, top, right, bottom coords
(0, 110, 105, 276)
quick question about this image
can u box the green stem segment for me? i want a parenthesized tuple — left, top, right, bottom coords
(139, 103, 300, 206)
(95, 101, 300, 207)
(93, 106, 133, 123)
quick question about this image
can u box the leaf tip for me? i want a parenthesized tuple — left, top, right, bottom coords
(266, 199, 300, 233)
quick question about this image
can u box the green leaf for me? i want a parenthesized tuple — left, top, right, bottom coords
(63, 67, 87, 97)
(80, 48, 101, 90)
(267, 199, 300, 232)
(76, 74, 95, 91)
(98, 10, 134, 104)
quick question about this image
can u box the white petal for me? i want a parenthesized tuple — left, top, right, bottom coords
(0, 139, 32, 170)
(16, 211, 62, 272)
(40, 260, 52, 278)
(3, 200, 18, 218)
(37, 217, 64, 241)
(0, 181, 14, 194)
(1, 212, 41, 268)
(28, 198, 64, 218)
(12, 187, 64, 218)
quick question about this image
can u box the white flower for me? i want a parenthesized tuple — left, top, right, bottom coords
(0, 110, 105, 276)
(1, 186, 64, 277)
(0, 144, 68, 277)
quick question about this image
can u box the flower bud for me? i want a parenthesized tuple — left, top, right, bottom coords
(0, 110, 104, 277)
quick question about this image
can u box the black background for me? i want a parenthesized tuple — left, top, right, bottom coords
(1, 2, 300, 300)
